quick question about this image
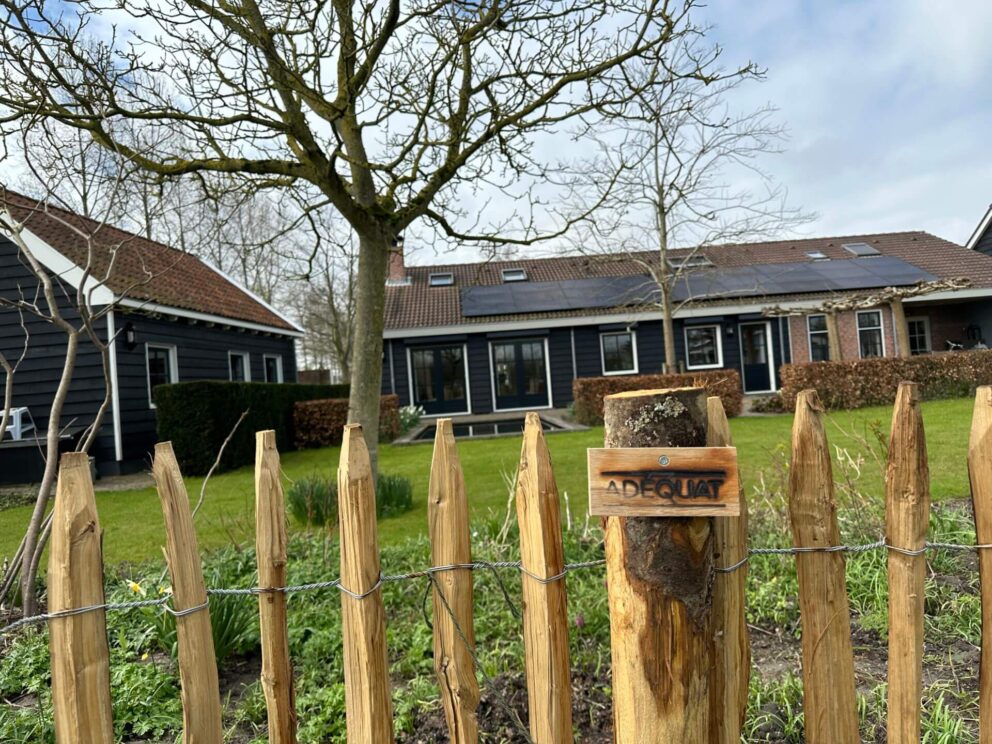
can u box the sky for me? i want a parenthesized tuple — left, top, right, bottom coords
(691, 0, 991, 246)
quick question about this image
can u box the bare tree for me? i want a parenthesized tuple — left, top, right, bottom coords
(0, 0, 740, 470)
(567, 44, 814, 372)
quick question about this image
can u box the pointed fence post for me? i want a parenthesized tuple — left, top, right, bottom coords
(428, 419, 480, 744)
(886, 382, 929, 744)
(152, 442, 224, 744)
(788, 390, 859, 744)
(516, 412, 573, 744)
(969, 385, 992, 743)
(338, 424, 394, 742)
(48, 452, 115, 744)
(706, 396, 750, 744)
(602, 387, 713, 740)
(255, 430, 297, 744)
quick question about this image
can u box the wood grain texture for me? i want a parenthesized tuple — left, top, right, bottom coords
(152, 442, 223, 744)
(885, 382, 929, 744)
(787, 390, 859, 744)
(706, 396, 750, 744)
(338, 425, 394, 743)
(826, 313, 843, 361)
(602, 387, 713, 742)
(515, 412, 574, 744)
(587, 446, 739, 517)
(48, 452, 115, 744)
(428, 419, 480, 744)
(255, 430, 297, 744)
(969, 385, 992, 744)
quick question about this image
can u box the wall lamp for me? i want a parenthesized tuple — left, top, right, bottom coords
(124, 322, 137, 350)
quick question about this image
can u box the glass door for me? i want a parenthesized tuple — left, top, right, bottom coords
(738, 322, 774, 393)
(410, 345, 468, 414)
(492, 339, 549, 410)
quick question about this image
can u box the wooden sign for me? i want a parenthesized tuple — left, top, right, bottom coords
(587, 446, 739, 517)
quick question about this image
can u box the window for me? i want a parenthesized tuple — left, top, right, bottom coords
(667, 254, 713, 270)
(843, 242, 880, 257)
(409, 345, 468, 414)
(429, 272, 454, 287)
(684, 325, 723, 369)
(146, 344, 178, 408)
(857, 310, 885, 358)
(263, 354, 284, 383)
(907, 317, 932, 356)
(807, 314, 830, 362)
(229, 351, 251, 381)
(600, 331, 637, 375)
(806, 250, 829, 261)
(501, 268, 528, 282)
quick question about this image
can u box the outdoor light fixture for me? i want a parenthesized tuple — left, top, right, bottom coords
(124, 322, 137, 350)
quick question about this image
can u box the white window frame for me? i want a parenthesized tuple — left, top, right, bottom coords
(228, 351, 252, 382)
(262, 353, 284, 383)
(501, 268, 528, 282)
(684, 324, 724, 370)
(145, 343, 178, 409)
(405, 343, 472, 417)
(906, 316, 932, 355)
(738, 321, 777, 394)
(488, 337, 554, 413)
(856, 309, 886, 358)
(806, 314, 831, 362)
(599, 330, 639, 376)
(428, 272, 455, 287)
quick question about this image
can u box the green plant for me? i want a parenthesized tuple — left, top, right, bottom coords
(293, 394, 401, 448)
(376, 474, 413, 517)
(398, 404, 424, 434)
(288, 473, 338, 527)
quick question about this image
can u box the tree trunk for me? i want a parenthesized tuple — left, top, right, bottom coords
(826, 312, 843, 361)
(891, 299, 911, 358)
(347, 231, 389, 475)
(662, 290, 677, 373)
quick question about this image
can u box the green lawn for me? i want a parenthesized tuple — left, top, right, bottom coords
(0, 396, 976, 566)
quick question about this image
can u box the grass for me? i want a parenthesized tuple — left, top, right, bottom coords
(0, 396, 977, 567)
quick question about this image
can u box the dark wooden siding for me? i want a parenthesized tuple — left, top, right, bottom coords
(547, 328, 573, 408)
(976, 226, 992, 257)
(0, 237, 116, 467)
(113, 312, 298, 465)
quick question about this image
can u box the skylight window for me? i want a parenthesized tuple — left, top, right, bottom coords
(842, 242, 880, 257)
(806, 250, 829, 261)
(428, 272, 454, 287)
(501, 268, 528, 282)
(667, 254, 713, 270)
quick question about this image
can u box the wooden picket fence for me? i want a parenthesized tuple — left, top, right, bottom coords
(37, 382, 992, 743)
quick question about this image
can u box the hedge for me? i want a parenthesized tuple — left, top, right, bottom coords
(294, 395, 400, 449)
(154, 381, 350, 475)
(571, 369, 744, 425)
(779, 349, 992, 410)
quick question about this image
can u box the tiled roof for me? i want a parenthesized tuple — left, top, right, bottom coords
(0, 189, 299, 333)
(386, 232, 992, 330)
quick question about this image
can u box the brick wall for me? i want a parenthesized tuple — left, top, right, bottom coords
(789, 306, 896, 362)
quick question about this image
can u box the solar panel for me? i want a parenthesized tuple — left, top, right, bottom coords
(459, 257, 935, 317)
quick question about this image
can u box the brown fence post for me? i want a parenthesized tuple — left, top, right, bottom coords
(255, 430, 297, 744)
(969, 385, 992, 742)
(48, 452, 115, 744)
(788, 390, 859, 744)
(338, 424, 394, 742)
(516, 412, 573, 744)
(706, 396, 750, 744)
(602, 387, 713, 740)
(152, 442, 224, 744)
(428, 419, 480, 743)
(886, 382, 930, 744)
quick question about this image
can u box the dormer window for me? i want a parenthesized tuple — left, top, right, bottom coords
(502, 268, 528, 282)
(842, 242, 880, 257)
(806, 250, 829, 261)
(429, 272, 454, 287)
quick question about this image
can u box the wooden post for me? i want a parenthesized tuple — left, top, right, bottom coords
(428, 419, 480, 744)
(48, 452, 115, 744)
(890, 299, 911, 358)
(787, 390, 859, 744)
(516, 412, 573, 744)
(603, 387, 713, 740)
(826, 312, 843, 361)
(255, 431, 297, 744)
(338, 424, 394, 743)
(886, 382, 930, 744)
(969, 385, 992, 743)
(152, 442, 224, 744)
(706, 396, 750, 744)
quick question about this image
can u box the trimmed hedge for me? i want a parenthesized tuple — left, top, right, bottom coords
(154, 381, 350, 475)
(572, 369, 744, 425)
(294, 395, 400, 449)
(779, 350, 992, 410)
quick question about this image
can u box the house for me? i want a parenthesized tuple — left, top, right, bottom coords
(0, 189, 302, 478)
(381, 231, 992, 416)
